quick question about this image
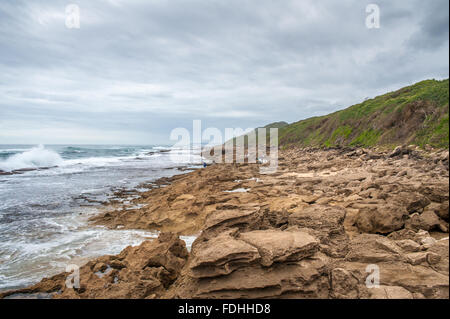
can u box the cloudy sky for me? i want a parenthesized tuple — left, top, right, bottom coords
(0, 0, 448, 144)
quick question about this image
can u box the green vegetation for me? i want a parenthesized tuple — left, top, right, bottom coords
(229, 121, 288, 147)
(415, 113, 449, 148)
(263, 121, 288, 129)
(277, 79, 449, 149)
(350, 129, 381, 147)
(325, 126, 353, 147)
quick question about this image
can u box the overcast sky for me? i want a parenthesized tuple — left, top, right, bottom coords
(0, 0, 448, 144)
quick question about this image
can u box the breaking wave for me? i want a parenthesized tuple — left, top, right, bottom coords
(0, 144, 63, 172)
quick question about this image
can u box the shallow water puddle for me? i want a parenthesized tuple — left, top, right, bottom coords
(224, 188, 249, 193)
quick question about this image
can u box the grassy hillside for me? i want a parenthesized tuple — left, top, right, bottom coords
(279, 79, 449, 149)
(262, 121, 288, 129)
(229, 121, 288, 146)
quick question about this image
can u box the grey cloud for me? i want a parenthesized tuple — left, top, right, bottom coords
(407, 0, 449, 50)
(0, 0, 448, 144)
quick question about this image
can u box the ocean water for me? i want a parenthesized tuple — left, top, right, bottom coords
(0, 144, 202, 291)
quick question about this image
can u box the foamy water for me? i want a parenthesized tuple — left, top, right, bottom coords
(0, 144, 201, 291)
(0, 144, 63, 172)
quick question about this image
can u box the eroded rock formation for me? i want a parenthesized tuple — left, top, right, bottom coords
(2, 146, 448, 299)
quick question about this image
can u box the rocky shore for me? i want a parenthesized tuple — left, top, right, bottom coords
(1, 146, 449, 299)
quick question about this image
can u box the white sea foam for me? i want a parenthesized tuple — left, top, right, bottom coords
(0, 145, 63, 172)
(152, 146, 171, 150)
(63, 156, 125, 167)
(0, 148, 29, 153)
(0, 145, 201, 174)
(0, 145, 202, 290)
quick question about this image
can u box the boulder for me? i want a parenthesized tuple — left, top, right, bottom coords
(434, 202, 449, 221)
(406, 197, 431, 214)
(405, 252, 428, 265)
(389, 146, 411, 158)
(405, 210, 442, 231)
(395, 239, 421, 252)
(355, 205, 408, 234)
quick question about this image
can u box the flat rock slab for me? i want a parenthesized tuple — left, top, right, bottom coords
(204, 208, 258, 230)
(239, 229, 319, 266)
(190, 231, 260, 278)
(190, 253, 330, 299)
(288, 205, 346, 233)
(336, 261, 449, 299)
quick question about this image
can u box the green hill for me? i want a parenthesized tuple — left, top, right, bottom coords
(228, 121, 288, 146)
(262, 121, 289, 129)
(278, 79, 449, 149)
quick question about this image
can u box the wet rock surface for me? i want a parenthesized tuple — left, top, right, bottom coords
(2, 146, 448, 299)
(0, 233, 188, 299)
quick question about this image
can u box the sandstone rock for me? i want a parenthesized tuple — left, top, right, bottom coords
(389, 146, 404, 158)
(334, 260, 449, 299)
(406, 252, 428, 265)
(170, 194, 196, 209)
(426, 238, 449, 275)
(288, 205, 348, 257)
(435, 202, 449, 221)
(109, 260, 126, 270)
(368, 285, 414, 299)
(405, 210, 442, 231)
(395, 239, 421, 252)
(387, 229, 436, 246)
(418, 186, 449, 203)
(426, 252, 441, 265)
(330, 268, 362, 299)
(1, 232, 189, 299)
(288, 205, 346, 235)
(260, 206, 290, 228)
(201, 206, 261, 238)
(118, 232, 188, 273)
(4, 147, 449, 300)
(389, 146, 413, 158)
(355, 205, 407, 234)
(170, 252, 330, 299)
(239, 229, 319, 266)
(406, 197, 431, 213)
(302, 194, 320, 204)
(345, 194, 363, 202)
(345, 234, 404, 263)
(266, 195, 306, 214)
(93, 262, 108, 273)
(420, 236, 437, 249)
(189, 230, 260, 278)
(387, 229, 421, 242)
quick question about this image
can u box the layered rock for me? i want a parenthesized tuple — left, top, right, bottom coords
(1, 233, 188, 299)
(238, 229, 319, 266)
(2, 146, 448, 299)
(167, 229, 328, 298)
(189, 230, 260, 278)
